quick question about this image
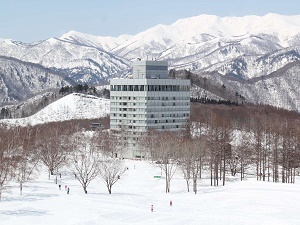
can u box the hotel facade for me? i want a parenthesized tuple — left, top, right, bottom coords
(110, 60, 190, 158)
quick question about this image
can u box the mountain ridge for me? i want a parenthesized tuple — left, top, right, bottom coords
(0, 13, 299, 112)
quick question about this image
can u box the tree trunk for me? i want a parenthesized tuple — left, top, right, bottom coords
(282, 166, 285, 183)
(223, 153, 226, 186)
(165, 167, 169, 193)
(55, 170, 58, 184)
(186, 180, 190, 192)
(193, 177, 197, 194)
(83, 184, 87, 194)
(240, 160, 243, 181)
(267, 159, 270, 182)
(215, 161, 218, 186)
(219, 161, 222, 181)
(199, 157, 202, 179)
(210, 160, 213, 186)
(20, 182, 23, 195)
(293, 168, 296, 184)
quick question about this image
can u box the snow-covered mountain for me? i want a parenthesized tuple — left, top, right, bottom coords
(2, 13, 300, 80)
(0, 56, 75, 105)
(190, 61, 300, 112)
(0, 13, 300, 112)
(0, 93, 110, 126)
(59, 30, 132, 52)
(112, 14, 300, 63)
(0, 37, 130, 84)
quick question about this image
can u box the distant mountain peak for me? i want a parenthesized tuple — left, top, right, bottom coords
(0, 13, 299, 112)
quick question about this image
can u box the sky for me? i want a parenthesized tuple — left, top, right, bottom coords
(1, 0, 299, 43)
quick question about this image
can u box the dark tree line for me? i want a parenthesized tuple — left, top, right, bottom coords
(59, 85, 110, 99)
(59, 85, 96, 95)
(190, 97, 239, 106)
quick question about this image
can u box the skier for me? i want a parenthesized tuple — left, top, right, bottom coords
(58, 184, 61, 190)
(65, 185, 67, 191)
(151, 205, 153, 212)
(67, 187, 70, 194)
(170, 200, 172, 206)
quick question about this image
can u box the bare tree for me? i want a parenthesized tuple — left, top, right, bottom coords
(109, 125, 128, 158)
(137, 129, 158, 162)
(191, 138, 206, 194)
(92, 130, 116, 158)
(36, 123, 69, 182)
(153, 131, 180, 193)
(179, 138, 204, 194)
(179, 140, 192, 192)
(235, 128, 254, 181)
(0, 126, 20, 200)
(15, 127, 40, 195)
(98, 157, 126, 194)
(69, 132, 100, 194)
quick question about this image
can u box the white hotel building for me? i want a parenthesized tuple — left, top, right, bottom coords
(110, 60, 190, 158)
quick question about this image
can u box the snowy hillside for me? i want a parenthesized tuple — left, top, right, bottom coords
(0, 93, 110, 126)
(1, 160, 300, 225)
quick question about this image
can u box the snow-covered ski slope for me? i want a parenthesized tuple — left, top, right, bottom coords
(0, 93, 110, 126)
(1, 160, 300, 225)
